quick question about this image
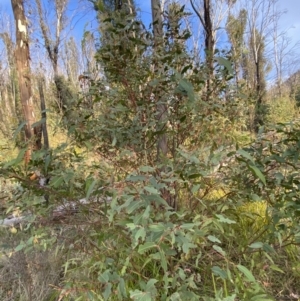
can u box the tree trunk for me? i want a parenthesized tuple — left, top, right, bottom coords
(151, 0, 168, 159)
(151, 0, 176, 209)
(190, 0, 214, 100)
(204, 0, 214, 70)
(11, 0, 39, 163)
(38, 78, 50, 149)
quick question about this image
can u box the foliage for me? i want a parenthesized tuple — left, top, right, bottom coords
(265, 97, 298, 125)
(1, 1, 300, 301)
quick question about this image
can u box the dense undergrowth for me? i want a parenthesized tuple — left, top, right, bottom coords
(1, 120, 300, 300)
(1, 3, 300, 300)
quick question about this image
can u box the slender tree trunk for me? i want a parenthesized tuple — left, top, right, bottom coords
(190, 0, 214, 99)
(151, 0, 176, 209)
(11, 0, 39, 163)
(38, 78, 50, 149)
(151, 0, 168, 159)
(254, 53, 266, 132)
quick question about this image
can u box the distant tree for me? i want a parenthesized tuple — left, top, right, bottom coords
(270, 14, 300, 98)
(63, 37, 80, 87)
(0, 32, 21, 137)
(34, 0, 71, 112)
(34, 0, 69, 76)
(242, 0, 277, 132)
(226, 9, 247, 86)
(190, 0, 236, 97)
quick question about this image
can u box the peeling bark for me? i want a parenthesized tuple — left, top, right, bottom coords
(11, 0, 39, 163)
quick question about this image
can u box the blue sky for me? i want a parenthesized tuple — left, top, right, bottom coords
(278, 0, 300, 43)
(1, 0, 299, 72)
(1, 0, 299, 44)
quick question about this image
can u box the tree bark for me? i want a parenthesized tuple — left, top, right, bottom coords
(11, 0, 39, 163)
(151, 0, 168, 159)
(151, 0, 176, 209)
(190, 0, 214, 99)
(38, 78, 50, 149)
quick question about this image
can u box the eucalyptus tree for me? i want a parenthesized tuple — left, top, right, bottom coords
(63, 37, 80, 87)
(84, 0, 195, 208)
(226, 9, 247, 86)
(11, 0, 41, 163)
(270, 15, 300, 98)
(151, 0, 167, 159)
(34, 0, 69, 76)
(190, 0, 236, 98)
(241, 0, 278, 131)
(0, 31, 20, 138)
(34, 0, 74, 113)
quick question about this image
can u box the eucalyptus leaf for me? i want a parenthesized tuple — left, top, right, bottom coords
(237, 265, 256, 282)
(138, 242, 157, 254)
(211, 266, 228, 279)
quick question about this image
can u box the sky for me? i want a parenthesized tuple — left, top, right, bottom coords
(277, 0, 300, 44)
(1, 0, 299, 43)
(0, 0, 299, 77)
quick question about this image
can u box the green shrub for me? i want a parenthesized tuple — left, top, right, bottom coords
(265, 97, 298, 125)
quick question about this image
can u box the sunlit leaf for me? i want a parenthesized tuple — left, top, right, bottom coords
(249, 242, 263, 249)
(237, 265, 256, 282)
(248, 165, 266, 185)
(212, 266, 228, 279)
(138, 242, 157, 254)
(208, 235, 221, 243)
(216, 57, 233, 74)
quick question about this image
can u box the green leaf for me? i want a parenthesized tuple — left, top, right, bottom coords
(126, 175, 147, 182)
(13, 121, 26, 140)
(49, 175, 64, 188)
(127, 200, 144, 214)
(102, 283, 112, 301)
(145, 278, 158, 290)
(269, 264, 284, 274)
(117, 278, 127, 298)
(135, 227, 146, 243)
(139, 166, 155, 172)
(211, 266, 228, 279)
(86, 179, 97, 200)
(182, 241, 196, 254)
(237, 265, 256, 282)
(237, 149, 254, 163)
(4, 148, 26, 168)
(250, 294, 273, 301)
(248, 165, 266, 185)
(213, 245, 226, 256)
(215, 214, 236, 224)
(216, 57, 233, 74)
(222, 295, 237, 301)
(249, 242, 263, 249)
(143, 205, 151, 220)
(144, 186, 159, 194)
(138, 242, 157, 254)
(15, 243, 25, 252)
(178, 78, 195, 102)
(98, 270, 110, 283)
(208, 235, 221, 243)
(130, 290, 152, 301)
(149, 223, 166, 232)
(158, 250, 168, 272)
(121, 257, 130, 276)
(262, 243, 275, 253)
(180, 223, 197, 230)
